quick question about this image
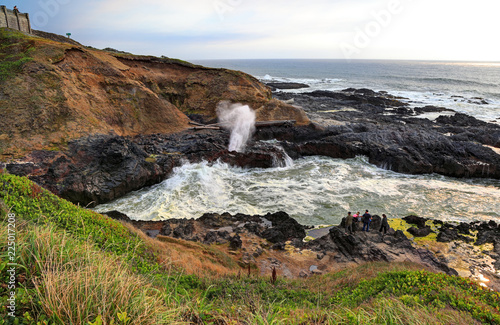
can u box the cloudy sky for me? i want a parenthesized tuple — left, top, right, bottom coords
(5, 0, 500, 61)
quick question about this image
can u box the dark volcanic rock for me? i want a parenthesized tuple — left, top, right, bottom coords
(437, 226, 474, 243)
(328, 227, 364, 259)
(127, 211, 308, 245)
(265, 82, 310, 90)
(475, 230, 500, 246)
(6, 130, 291, 206)
(272, 90, 500, 180)
(8, 135, 182, 207)
(173, 220, 195, 238)
(229, 234, 242, 250)
(403, 215, 428, 229)
(261, 211, 306, 242)
(408, 226, 432, 237)
(305, 225, 456, 275)
(414, 105, 453, 114)
(457, 222, 472, 235)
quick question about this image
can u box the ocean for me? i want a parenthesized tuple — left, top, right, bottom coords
(94, 59, 500, 225)
(192, 59, 500, 123)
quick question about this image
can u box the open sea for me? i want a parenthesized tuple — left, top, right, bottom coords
(193, 59, 500, 123)
(94, 60, 500, 225)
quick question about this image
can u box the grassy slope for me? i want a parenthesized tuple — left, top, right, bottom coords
(1, 171, 500, 324)
(0, 28, 192, 160)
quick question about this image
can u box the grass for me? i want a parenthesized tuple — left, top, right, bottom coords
(0, 222, 178, 324)
(0, 29, 35, 81)
(1, 170, 500, 324)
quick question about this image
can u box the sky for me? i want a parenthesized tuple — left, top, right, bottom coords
(4, 0, 500, 61)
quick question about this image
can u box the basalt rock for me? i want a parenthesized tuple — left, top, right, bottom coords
(265, 82, 310, 90)
(229, 234, 243, 250)
(271, 91, 500, 180)
(108, 211, 307, 247)
(7, 135, 181, 207)
(475, 230, 500, 246)
(6, 130, 293, 206)
(110, 209, 500, 277)
(261, 211, 306, 243)
(403, 215, 428, 229)
(436, 224, 476, 243)
(408, 226, 432, 237)
(304, 226, 456, 275)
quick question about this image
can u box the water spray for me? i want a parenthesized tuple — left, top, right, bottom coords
(216, 101, 256, 152)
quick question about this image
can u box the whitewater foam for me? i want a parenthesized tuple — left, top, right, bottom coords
(94, 156, 500, 225)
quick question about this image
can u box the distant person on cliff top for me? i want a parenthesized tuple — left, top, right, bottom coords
(13, 6, 18, 12)
(345, 212, 354, 234)
(379, 214, 389, 235)
(362, 210, 372, 232)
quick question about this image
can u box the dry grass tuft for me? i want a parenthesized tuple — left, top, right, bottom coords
(122, 222, 240, 277)
(5, 221, 180, 325)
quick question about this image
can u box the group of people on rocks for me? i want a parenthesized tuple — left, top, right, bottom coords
(344, 210, 389, 235)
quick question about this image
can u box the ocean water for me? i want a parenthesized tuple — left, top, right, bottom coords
(192, 59, 500, 123)
(94, 60, 500, 225)
(94, 156, 500, 225)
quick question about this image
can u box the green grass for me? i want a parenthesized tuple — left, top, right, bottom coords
(0, 29, 35, 81)
(1, 170, 499, 324)
(0, 173, 154, 270)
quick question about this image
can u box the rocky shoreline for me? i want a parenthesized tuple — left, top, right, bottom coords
(104, 209, 500, 291)
(3, 87, 499, 207)
(3, 86, 499, 289)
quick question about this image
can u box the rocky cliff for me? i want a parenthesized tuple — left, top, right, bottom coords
(0, 28, 308, 160)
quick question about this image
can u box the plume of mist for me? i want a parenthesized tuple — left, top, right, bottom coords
(216, 101, 256, 153)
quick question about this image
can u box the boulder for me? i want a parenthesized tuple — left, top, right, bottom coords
(229, 234, 242, 250)
(403, 215, 428, 229)
(408, 226, 432, 237)
(437, 227, 474, 243)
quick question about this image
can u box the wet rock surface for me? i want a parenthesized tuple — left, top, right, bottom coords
(265, 82, 310, 90)
(271, 91, 500, 179)
(5, 130, 291, 206)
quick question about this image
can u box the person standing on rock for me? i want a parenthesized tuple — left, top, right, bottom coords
(362, 210, 372, 232)
(379, 214, 389, 234)
(345, 212, 354, 234)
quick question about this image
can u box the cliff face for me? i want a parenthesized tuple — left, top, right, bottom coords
(0, 28, 308, 160)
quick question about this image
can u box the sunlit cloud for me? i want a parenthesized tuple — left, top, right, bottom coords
(4, 0, 500, 60)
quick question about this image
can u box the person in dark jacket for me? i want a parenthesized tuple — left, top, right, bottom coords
(362, 210, 371, 232)
(379, 214, 389, 234)
(345, 212, 354, 234)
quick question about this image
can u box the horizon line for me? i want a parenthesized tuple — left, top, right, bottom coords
(190, 58, 500, 64)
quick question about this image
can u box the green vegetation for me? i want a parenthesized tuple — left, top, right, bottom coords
(0, 29, 35, 81)
(1, 171, 499, 324)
